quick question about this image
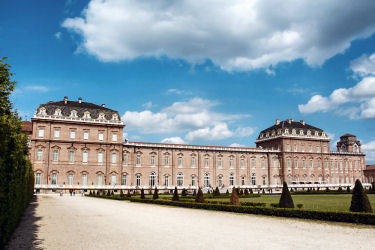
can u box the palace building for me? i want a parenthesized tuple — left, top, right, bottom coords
(30, 97, 369, 191)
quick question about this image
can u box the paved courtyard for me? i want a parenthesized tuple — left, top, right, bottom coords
(6, 194, 375, 250)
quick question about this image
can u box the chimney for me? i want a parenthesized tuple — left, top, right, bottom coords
(78, 97, 82, 104)
(101, 104, 106, 107)
(64, 96, 68, 104)
(275, 119, 280, 125)
(300, 120, 305, 125)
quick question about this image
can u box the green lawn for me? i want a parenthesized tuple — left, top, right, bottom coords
(235, 194, 375, 212)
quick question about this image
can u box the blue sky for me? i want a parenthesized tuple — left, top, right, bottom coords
(2, 0, 375, 163)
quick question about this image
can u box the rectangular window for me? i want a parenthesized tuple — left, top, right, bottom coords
(294, 159, 298, 169)
(262, 159, 266, 169)
(97, 174, 102, 186)
(37, 149, 43, 161)
(310, 160, 313, 168)
(38, 128, 44, 138)
(302, 160, 305, 169)
(165, 156, 169, 166)
(136, 176, 141, 186)
(287, 159, 291, 169)
(122, 175, 127, 185)
(286, 144, 290, 152)
(68, 174, 73, 185)
(123, 154, 127, 165)
(316, 146, 320, 153)
(205, 158, 209, 168)
(251, 159, 255, 168)
(165, 175, 169, 187)
(218, 176, 223, 187)
(218, 158, 222, 168)
(151, 156, 155, 166)
(191, 157, 195, 168)
(111, 174, 116, 185)
(36, 173, 41, 185)
(301, 144, 305, 152)
(112, 153, 117, 164)
(69, 151, 74, 163)
(241, 176, 245, 186)
(54, 129, 60, 138)
(98, 132, 104, 141)
(262, 176, 266, 185)
(191, 176, 196, 186)
(70, 130, 76, 139)
(51, 173, 57, 185)
(251, 174, 256, 185)
(98, 152, 103, 163)
(323, 146, 327, 153)
(309, 145, 312, 152)
(52, 150, 58, 162)
(178, 157, 182, 168)
(82, 174, 87, 186)
(230, 159, 233, 169)
(112, 133, 117, 142)
(84, 131, 89, 140)
(273, 159, 277, 168)
(241, 159, 245, 169)
(294, 144, 297, 152)
(83, 151, 88, 163)
(137, 155, 141, 166)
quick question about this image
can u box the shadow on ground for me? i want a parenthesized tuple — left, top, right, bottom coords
(5, 196, 44, 249)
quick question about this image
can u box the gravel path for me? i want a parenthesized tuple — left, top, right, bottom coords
(6, 194, 375, 250)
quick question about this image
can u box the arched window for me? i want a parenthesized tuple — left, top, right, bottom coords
(52, 150, 58, 162)
(39, 107, 46, 115)
(311, 175, 314, 183)
(112, 153, 117, 164)
(230, 173, 235, 186)
(204, 173, 210, 187)
(54, 109, 62, 116)
(241, 176, 245, 186)
(218, 176, 223, 187)
(136, 175, 141, 186)
(341, 144, 347, 152)
(97, 174, 102, 186)
(149, 172, 156, 187)
(111, 174, 116, 186)
(353, 144, 359, 153)
(35, 173, 41, 185)
(177, 172, 183, 186)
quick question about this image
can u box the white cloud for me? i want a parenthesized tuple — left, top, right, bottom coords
(62, 0, 375, 72)
(54, 32, 62, 40)
(122, 97, 254, 141)
(142, 101, 153, 109)
(161, 137, 185, 144)
(166, 89, 191, 95)
(298, 76, 375, 119)
(24, 85, 50, 92)
(350, 53, 375, 78)
(229, 143, 246, 148)
(362, 140, 375, 162)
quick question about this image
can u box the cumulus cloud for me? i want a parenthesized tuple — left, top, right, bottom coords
(62, 0, 375, 72)
(123, 97, 254, 141)
(350, 53, 375, 78)
(161, 137, 186, 144)
(298, 76, 375, 119)
(362, 140, 375, 162)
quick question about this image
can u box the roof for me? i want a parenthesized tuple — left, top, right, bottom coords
(258, 119, 324, 138)
(21, 121, 32, 132)
(340, 133, 356, 138)
(36, 99, 120, 120)
(127, 141, 257, 150)
(365, 164, 375, 171)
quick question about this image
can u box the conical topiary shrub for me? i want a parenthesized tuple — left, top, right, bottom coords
(347, 186, 351, 193)
(127, 190, 131, 197)
(239, 189, 243, 196)
(120, 190, 124, 197)
(279, 182, 294, 208)
(350, 179, 373, 213)
(153, 187, 159, 200)
(106, 190, 111, 196)
(182, 188, 187, 197)
(149, 189, 153, 195)
(193, 189, 197, 197)
(250, 188, 253, 194)
(195, 187, 205, 203)
(89, 190, 92, 196)
(226, 189, 229, 195)
(140, 188, 145, 199)
(110, 190, 114, 196)
(172, 186, 179, 201)
(214, 187, 220, 197)
(230, 187, 240, 205)
(244, 189, 249, 195)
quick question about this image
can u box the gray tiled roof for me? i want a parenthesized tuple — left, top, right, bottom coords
(258, 120, 324, 139)
(37, 100, 120, 120)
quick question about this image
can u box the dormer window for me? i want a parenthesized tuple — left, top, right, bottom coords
(315, 131, 319, 136)
(83, 111, 91, 119)
(70, 110, 78, 117)
(54, 109, 62, 116)
(341, 145, 347, 152)
(299, 130, 304, 135)
(98, 113, 105, 120)
(322, 132, 326, 137)
(112, 114, 118, 120)
(277, 129, 282, 135)
(307, 130, 311, 136)
(266, 132, 269, 137)
(39, 107, 46, 115)
(260, 133, 264, 138)
(353, 144, 359, 153)
(271, 130, 275, 136)
(292, 129, 296, 135)
(285, 129, 289, 134)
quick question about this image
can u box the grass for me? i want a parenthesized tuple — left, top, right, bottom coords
(136, 193, 375, 212)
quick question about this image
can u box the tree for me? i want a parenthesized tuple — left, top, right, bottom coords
(195, 187, 205, 203)
(110, 190, 114, 196)
(0, 58, 34, 246)
(149, 189, 153, 195)
(127, 190, 131, 197)
(192, 189, 197, 197)
(214, 187, 220, 196)
(172, 187, 179, 201)
(350, 180, 373, 213)
(230, 187, 240, 205)
(226, 189, 229, 195)
(278, 182, 294, 208)
(140, 188, 145, 199)
(347, 186, 351, 193)
(244, 189, 249, 195)
(153, 187, 159, 200)
(239, 189, 243, 196)
(250, 188, 253, 194)
(181, 188, 187, 197)
(120, 190, 124, 197)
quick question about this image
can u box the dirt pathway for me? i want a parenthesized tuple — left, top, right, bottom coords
(6, 194, 375, 249)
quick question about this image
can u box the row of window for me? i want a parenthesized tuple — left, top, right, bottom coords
(133, 155, 271, 169)
(39, 107, 119, 121)
(285, 144, 328, 153)
(37, 149, 118, 164)
(286, 175, 359, 185)
(286, 159, 362, 171)
(38, 128, 118, 142)
(260, 128, 325, 138)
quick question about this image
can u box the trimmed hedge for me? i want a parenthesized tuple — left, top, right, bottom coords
(0, 58, 35, 247)
(128, 198, 375, 225)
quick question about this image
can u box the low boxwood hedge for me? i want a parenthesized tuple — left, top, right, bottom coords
(127, 198, 375, 225)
